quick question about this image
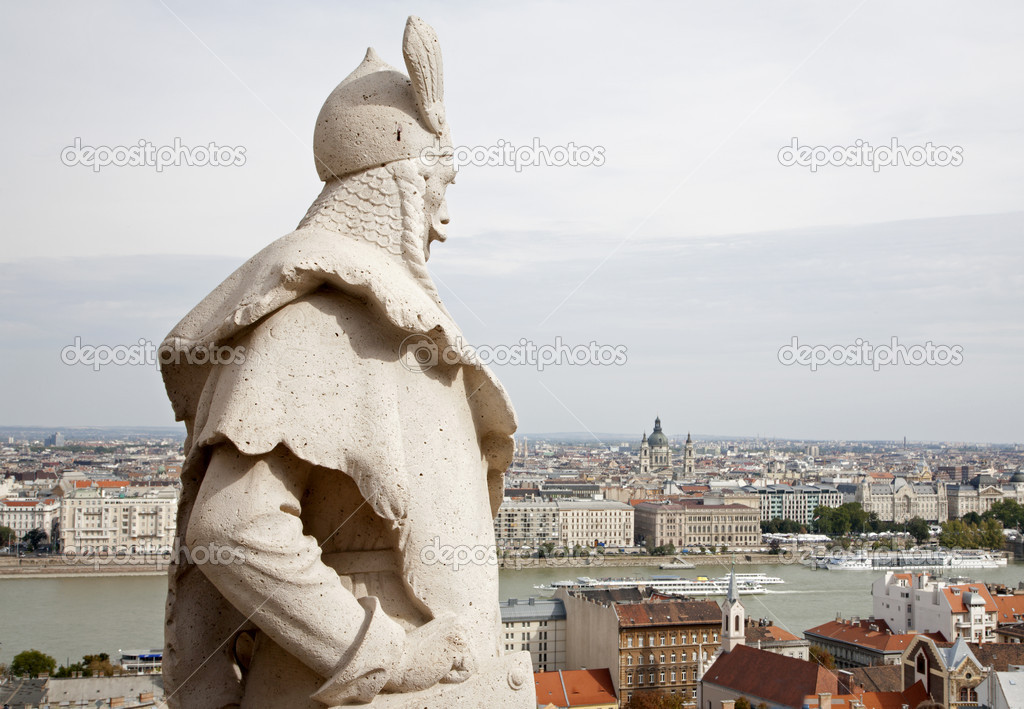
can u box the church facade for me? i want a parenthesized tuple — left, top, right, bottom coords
(639, 417, 694, 477)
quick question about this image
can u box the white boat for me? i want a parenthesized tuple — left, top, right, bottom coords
(728, 572, 785, 585)
(813, 549, 1007, 571)
(533, 574, 773, 596)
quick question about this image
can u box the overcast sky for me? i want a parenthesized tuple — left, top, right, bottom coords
(1, 1, 1021, 442)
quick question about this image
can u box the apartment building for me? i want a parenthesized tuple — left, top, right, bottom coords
(557, 499, 634, 549)
(500, 597, 567, 672)
(633, 499, 760, 549)
(60, 485, 179, 553)
(494, 499, 633, 550)
(752, 484, 843, 524)
(557, 588, 722, 707)
(872, 572, 997, 643)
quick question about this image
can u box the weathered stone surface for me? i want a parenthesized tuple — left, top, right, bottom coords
(159, 16, 531, 708)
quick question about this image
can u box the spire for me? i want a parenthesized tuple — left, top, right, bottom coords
(727, 561, 739, 603)
(686, 432, 692, 443)
(653, 416, 662, 432)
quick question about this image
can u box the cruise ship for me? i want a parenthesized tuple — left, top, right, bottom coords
(534, 573, 782, 595)
(811, 549, 1007, 571)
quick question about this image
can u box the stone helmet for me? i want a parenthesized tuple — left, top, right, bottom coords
(313, 16, 452, 181)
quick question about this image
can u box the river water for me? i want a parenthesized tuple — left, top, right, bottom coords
(1, 561, 1021, 665)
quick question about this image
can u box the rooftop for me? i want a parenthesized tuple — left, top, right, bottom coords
(804, 617, 946, 652)
(703, 645, 838, 709)
(534, 668, 617, 708)
(615, 599, 721, 628)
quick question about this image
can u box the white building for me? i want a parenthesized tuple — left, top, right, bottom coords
(0, 497, 60, 543)
(494, 500, 561, 550)
(500, 597, 567, 672)
(946, 474, 1024, 519)
(872, 571, 998, 642)
(494, 498, 634, 550)
(60, 485, 179, 553)
(858, 479, 949, 523)
(556, 499, 634, 549)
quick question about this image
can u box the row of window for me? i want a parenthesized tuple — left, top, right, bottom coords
(624, 630, 717, 647)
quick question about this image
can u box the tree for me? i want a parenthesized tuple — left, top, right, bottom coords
(10, 649, 57, 678)
(984, 500, 1024, 531)
(623, 690, 685, 709)
(0, 525, 15, 546)
(808, 645, 836, 670)
(21, 527, 47, 552)
(979, 518, 1004, 549)
(907, 517, 931, 545)
(734, 698, 752, 709)
(962, 511, 982, 526)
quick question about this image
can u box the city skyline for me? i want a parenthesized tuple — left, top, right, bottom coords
(1, 3, 1022, 443)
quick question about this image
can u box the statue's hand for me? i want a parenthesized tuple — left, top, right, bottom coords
(385, 613, 476, 692)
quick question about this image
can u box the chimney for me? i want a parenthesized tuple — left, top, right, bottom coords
(818, 692, 832, 709)
(720, 702, 735, 709)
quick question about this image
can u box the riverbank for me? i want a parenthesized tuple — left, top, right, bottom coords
(497, 552, 778, 569)
(0, 557, 168, 578)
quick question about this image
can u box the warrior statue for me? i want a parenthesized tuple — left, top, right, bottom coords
(159, 17, 533, 708)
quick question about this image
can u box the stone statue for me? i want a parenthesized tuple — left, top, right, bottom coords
(159, 17, 533, 708)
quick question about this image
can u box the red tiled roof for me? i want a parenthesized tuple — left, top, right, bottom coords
(2, 499, 40, 507)
(534, 668, 617, 707)
(703, 645, 837, 708)
(804, 618, 945, 652)
(96, 480, 130, 488)
(746, 623, 801, 644)
(943, 583, 997, 614)
(992, 593, 1024, 623)
(805, 680, 929, 709)
(615, 600, 721, 628)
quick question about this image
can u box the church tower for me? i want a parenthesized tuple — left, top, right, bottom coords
(720, 565, 745, 654)
(639, 432, 650, 474)
(683, 432, 695, 476)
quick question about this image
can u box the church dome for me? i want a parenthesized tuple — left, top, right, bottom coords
(648, 417, 669, 447)
(1011, 470, 1024, 483)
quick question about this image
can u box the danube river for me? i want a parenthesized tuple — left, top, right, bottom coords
(1, 561, 1021, 664)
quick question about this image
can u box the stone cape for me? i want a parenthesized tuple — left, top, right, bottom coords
(159, 226, 526, 707)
